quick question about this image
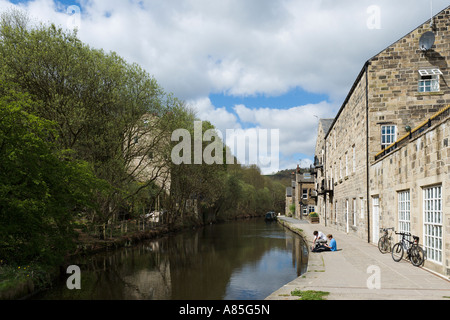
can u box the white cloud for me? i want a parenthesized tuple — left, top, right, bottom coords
(5, 0, 447, 101)
(2, 0, 449, 172)
(188, 97, 336, 173)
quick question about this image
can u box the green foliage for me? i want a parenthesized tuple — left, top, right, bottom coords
(289, 203, 296, 215)
(0, 9, 287, 270)
(0, 90, 99, 265)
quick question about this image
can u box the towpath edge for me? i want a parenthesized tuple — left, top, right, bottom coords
(265, 216, 450, 300)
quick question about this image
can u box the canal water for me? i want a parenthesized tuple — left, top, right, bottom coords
(33, 218, 308, 300)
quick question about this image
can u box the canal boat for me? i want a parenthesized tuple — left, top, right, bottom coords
(265, 211, 277, 221)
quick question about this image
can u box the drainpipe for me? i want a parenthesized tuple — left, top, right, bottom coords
(365, 61, 371, 244)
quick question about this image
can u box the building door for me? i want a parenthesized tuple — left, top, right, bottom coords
(372, 197, 380, 244)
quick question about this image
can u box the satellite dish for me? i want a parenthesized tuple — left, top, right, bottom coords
(419, 31, 435, 51)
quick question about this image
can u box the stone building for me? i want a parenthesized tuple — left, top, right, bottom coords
(285, 186, 293, 216)
(292, 167, 316, 219)
(286, 166, 317, 219)
(313, 6, 450, 277)
(370, 106, 450, 276)
(313, 119, 334, 223)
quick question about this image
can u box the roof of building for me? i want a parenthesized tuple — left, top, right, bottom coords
(297, 172, 314, 183)
(320, 119, 334, 136)
(286, 187, 292, 197)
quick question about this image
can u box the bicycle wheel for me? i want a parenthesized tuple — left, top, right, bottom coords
(391, 243, 404, 262)
(409, 246, 425, 267)
(378, 236, 390, 254)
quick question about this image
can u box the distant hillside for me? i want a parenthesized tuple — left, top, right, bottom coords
(266, 168, 296, 181)
(265, 167, 312, 186)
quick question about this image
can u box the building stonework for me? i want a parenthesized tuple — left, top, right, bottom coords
(285, 186, 293, 216)
(294, 171, 315, 219)
(371, 116, 450, 276)
(312, 6, 450, 278)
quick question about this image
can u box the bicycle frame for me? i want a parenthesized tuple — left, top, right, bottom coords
(396, 232, 418, 251)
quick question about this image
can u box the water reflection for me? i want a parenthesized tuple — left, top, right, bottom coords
(34, 219, 308, 300)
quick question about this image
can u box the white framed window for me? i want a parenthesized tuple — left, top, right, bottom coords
(352, 146, 356, 173)
(330, 167, 333, 186)
(302, 207, 308, 216)
(334, 162, 337, 182)
(381, 125, 397, 147)
(302, 189, 308, 200)
(423, 185, 443, 264)
(345, 199, 349, 233)
(398, 190, 410, 235)
(308, 206, 315, 213)
(345, 152, 348, 177)
(360, 197, 365, 219)
(352, 198, 356, 226)
(418, 69, 441, 93)
(334, 201, 338, 224)
(419, 75, 440, 92)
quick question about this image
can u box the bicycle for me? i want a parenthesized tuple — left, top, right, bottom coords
(391, 232, 426, 267)
(378, 227, 395, 254)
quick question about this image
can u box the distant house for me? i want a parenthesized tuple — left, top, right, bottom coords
(313, 5, 450, 278)
(285, 186, 293, 216)
(125, 115, 171, 215)
(293, 167, 316, 219)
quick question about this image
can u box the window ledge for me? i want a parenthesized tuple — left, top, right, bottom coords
(416, 91, 444, 96)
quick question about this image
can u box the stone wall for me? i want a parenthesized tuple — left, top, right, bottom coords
(324, 70, 369, 240)
(367, 8, 450, 163)
(370, 116, 450, 276)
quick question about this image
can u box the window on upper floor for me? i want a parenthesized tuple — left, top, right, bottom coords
(345, 152, 348, 177)
(302, 189, 308, 200)
(381, 125, 397, 147)
(352, 145, 356, 173)
(418, 69, 442, 93)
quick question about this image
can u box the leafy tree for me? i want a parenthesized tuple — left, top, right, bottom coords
(0, 10, 176, 224)
(0, 89, 99, 265)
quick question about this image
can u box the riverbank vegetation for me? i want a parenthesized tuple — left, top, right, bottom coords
(0, 10, 286, 298)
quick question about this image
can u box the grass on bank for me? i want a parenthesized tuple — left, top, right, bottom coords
(291, 289, 330, 300)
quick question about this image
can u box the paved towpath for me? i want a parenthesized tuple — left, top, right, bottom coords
(265, 216, 450, 300)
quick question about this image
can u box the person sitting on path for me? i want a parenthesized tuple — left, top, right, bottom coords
(312, 230, 327, 250)
(324, 234, 337, 252)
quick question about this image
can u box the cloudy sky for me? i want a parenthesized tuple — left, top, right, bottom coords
(2, 0, 448, 173)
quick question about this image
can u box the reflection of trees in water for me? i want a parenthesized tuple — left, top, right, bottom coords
(35, 219, 308, 300)
(285, 233, 309, 277)
(166, 220, 309, 300)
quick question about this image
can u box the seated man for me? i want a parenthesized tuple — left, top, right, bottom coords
(324, 234, 337, 252)
(312, 230, 327, 251)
